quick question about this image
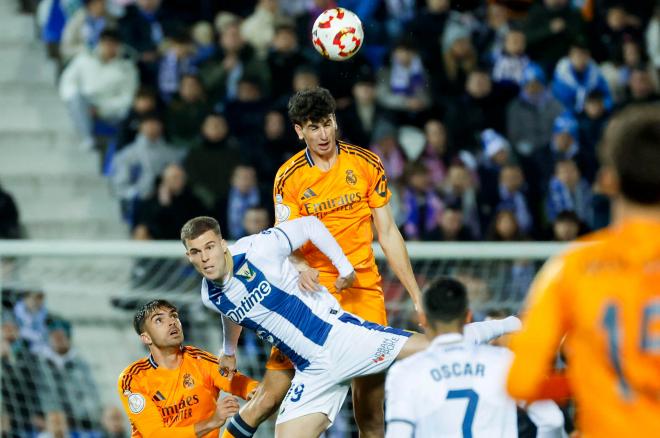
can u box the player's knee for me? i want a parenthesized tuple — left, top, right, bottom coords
(252, 388, 282, 421)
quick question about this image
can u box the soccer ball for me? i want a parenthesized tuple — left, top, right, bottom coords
(312, 8, 364, 61)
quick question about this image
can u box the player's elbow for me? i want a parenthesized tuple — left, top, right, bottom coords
(506, 373, 537, 402)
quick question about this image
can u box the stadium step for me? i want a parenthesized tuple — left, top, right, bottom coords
(19, 218, 128, 239)
(0, 13, 36, 45)
(0, 47, 57, 85)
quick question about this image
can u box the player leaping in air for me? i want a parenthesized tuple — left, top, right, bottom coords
(181, 215, 522, 438)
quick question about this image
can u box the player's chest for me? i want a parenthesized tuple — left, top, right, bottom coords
(294, 165, 368, 216)
(148, 371, 214, 423)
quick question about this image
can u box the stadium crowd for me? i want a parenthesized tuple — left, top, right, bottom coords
(32, 0, 660, 244)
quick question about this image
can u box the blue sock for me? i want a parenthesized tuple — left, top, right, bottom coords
(226, 413, 257, 438)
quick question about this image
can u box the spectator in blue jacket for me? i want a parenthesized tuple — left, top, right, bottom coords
(551, 40, 613, 114)
(546, 158, 593, 228)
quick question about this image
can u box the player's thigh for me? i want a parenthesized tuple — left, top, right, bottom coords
(332, 280, 387, 325)
(275, 413, 330, 438)
(351, 372, 385, 416)
(240, 367, 294, 425)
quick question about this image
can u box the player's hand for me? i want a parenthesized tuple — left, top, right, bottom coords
(213, 396, 240, 427)
(218, 353, 237, 380)
(298, 268, 321, 291)
(335, 270, 355, 292)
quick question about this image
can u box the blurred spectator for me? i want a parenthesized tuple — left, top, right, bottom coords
(530, 112, 582, 189)
(318, 53, 373, 109)
(36, 410, 70, 438)
(593, 4, 644, 64)
(507, 63, 563, 158)
(337, 72, 389, 147)
(199, 19, 269, 104)
(241, 0, 285, 58)
(184, 113, 242, 206)
(157, 30, 196, 102)
(481, 163, 534, 236)
(252, 110, 296, 183)
(523, 0, 586, 71)
(60, 0, 117, 62)
(551, 210, 582, 241)
(267, 23, 309, 101)
(406, 0, 454, 65)
(118, 0, 167, 83)
(551, 40, 613, 114)
(600, 39, 647, 103)
(577, 90, 608, 183)
(224, 76, 269, 144)
(419, 119, 450, 188)
(424, 202, 474, 241)
(618, 65, 660, 107)
(214, 165, 266, 240)
(100, 406, 127, 438)
(110, 114, 184, 215)
(430, 21, 478, 105)
(133, 164, 207, 240)
(242, 206, 271, 235)
(491, 28, 530, 90)
(400, 161, 445, 240)
(486, 208, 526, 241)
(382, 0, 418, 41)
(447, 69, 507, 152)
(13, 290, 48, 352)
(165, 74, 210, 148)
(477, 129, 511, 195)
(2, 315, 42, 436)
(647, 4, 660, 74)
(546, 159, 593, 227)
(190, 21, 216, 65)
(0, 183, 20, 239)
(474, 2, 511, 61)
(440, 162, 481, 239)
(376, 39, 430, 125)
(369, 122, 406, 183)
(59, 29, 138, 150)
(36, 319, 102, 433)
(115, 87, 158, 149)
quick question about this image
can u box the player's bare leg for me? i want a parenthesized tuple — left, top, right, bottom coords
(352, 373, 386, 437)
(239, 368, 293, 424)
(275, 412, 330, 438)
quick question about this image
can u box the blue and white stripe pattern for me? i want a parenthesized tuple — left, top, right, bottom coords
(201, 224, 347, 371)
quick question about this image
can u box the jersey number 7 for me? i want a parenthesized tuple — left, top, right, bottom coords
(446, 389, 479, 438)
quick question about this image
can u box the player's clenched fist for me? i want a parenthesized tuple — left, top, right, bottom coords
(298, 268, 321, 291)
(218, 353, 237, 380)
(213, 396, 240, 426)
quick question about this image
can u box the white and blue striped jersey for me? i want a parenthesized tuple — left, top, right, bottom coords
(200, 217, 354, 371)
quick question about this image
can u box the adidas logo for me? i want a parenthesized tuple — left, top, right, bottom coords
(236, 262, 257, 282)
(152, 391, 166, 402)
(300, 188, 317, 200)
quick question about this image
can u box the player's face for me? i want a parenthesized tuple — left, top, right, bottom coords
(142, 307, 184, 348)
(295, 115, 337, 160)
(185, 230, 228, 281)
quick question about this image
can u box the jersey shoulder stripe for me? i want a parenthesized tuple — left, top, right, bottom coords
(184, 346, 220, 364)
(121, 360, 152, 391)
(339, 143, 385, 172)
(338, 140, 381, 161)
(275, 158, 310, 195)
(275, 152, 307, 181)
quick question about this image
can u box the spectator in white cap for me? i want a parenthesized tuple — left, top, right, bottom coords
(477, 129, 511, 205)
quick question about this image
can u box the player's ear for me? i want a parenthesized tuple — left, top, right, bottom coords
(465, 309, 473, 325)
(140, 332, 152, 346)
(596, 165, 619, 197)
(220, 239, 228, 254)
(294, 124, 304, 140)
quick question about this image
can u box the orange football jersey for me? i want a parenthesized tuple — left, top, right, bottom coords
(507, 218, 660, 437)
(273, 142, 390, 280)
(117, 346, 258, 438)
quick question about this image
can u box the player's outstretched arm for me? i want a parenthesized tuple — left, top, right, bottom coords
(219, 315, 242, 379)
(275, 216, 354, 283)
(371, 205, 422, 310)
(464, 316, 522, 344)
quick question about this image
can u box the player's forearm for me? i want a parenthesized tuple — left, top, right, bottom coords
(378, 227, 421, 307)
(464, 316, 522, 344)
(221, 315, 242, 355)
(194, 416, 223, 437)
(288, 249, 312, 272)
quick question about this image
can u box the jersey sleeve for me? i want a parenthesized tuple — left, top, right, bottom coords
(384, 363, 416, 438)
(364, 152, 391, 209)
(273, 165, 302, 225)
(117, 370, 196, 438)
(507, 256, 572, 402)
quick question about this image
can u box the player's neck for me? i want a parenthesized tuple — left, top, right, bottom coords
(613, 198, 660, 224)
(212, 250, 234, 286)
(150, 345, 183, 370)
(425, 322, 464, 340)
(308, 145, 338, 171)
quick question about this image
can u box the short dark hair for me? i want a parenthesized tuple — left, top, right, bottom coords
(99, 28, 121, 43)
(139, 112, 162, 124)
(180, 216, 221, 246)
(422, 277, 468, 324)
(601, 104, 660, 205)
(133, 299, 177, 335)
(287, 87, 336, 126)
(555, 210, 580, 224)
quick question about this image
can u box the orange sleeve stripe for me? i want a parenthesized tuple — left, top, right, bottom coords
(122, 362, 152, 391)
(275, 159, 309, 195)
(340, 145, 385, 172)
(274, 155, 307, 192)
(339, 141, 381, 162)
(120, 359, 150, 389)
(343, 144, 384, 170)
(184, 347, 220, 364)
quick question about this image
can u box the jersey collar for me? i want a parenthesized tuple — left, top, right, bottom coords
(305, 142, 340, 166)
(431, 333, 464, 347)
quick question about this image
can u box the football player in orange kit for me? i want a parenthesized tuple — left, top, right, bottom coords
(118, 299, 258, 437)
(215, 87, 422, 438)
(507, 105, 660, 437)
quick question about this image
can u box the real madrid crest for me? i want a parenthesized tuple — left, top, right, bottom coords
(183, 373, 195, 389)
(345, 169, 357, 186)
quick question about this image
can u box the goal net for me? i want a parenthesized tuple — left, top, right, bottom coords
(0, 240, 563, 437)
